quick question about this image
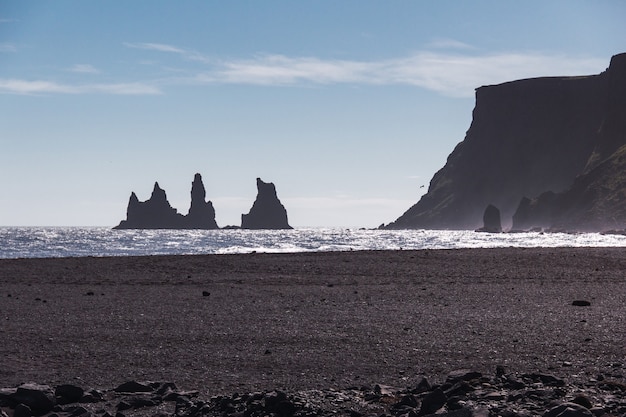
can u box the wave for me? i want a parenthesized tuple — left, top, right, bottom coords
(1, 227, 626, 259)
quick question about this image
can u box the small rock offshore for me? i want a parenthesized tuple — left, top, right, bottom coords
(1, 368, 625, 417)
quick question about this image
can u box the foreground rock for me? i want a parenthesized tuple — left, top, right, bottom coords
(114, 173, 218, 229)
(2, 368, 625, 417)
(387, 53, 626, 232)
(241, 178, 292, 229)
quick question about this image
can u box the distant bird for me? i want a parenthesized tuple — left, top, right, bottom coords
(420, 185, 425, 188)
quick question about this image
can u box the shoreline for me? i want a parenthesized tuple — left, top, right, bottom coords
(4, 227, 626, 260)
(1, 247, 625, 397)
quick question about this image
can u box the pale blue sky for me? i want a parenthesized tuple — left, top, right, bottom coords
(1, 1, 625, 227)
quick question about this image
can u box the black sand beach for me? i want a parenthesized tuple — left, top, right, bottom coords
(1, 248, 625, 397)
(0, 248, 626, 394)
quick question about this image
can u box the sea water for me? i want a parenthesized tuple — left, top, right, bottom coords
(1, 227, 626, 259)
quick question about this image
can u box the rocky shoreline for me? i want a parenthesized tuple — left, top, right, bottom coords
(2, 367, 625, 417)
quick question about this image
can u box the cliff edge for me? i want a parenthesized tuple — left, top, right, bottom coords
(387, 53, 626, 232)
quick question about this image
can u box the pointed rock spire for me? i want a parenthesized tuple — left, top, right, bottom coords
(186, 173, 218, 229)
(241, 178, 292, 229)
(114, 174, 218, 229)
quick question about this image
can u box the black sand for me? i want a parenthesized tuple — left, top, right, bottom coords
(1, 248, 625, 396)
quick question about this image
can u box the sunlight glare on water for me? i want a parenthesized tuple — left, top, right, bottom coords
(1, 227, 626, 259)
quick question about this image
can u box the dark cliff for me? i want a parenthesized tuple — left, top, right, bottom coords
(114, 173, 218, 229)
(241, 178, 292, 229)
(387, 53, 626, 231)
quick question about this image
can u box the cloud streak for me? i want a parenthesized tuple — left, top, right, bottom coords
(68, 64, 101, 74)
(0, 79, 161, 95)
(0, 42, 16, 52)
(124, 42, 213, 64)
(198, 52, 606, 97)
(3, 41, 607, 98)
(125, 42, 605, 96)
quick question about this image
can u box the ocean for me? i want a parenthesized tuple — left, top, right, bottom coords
(2, 227, 626, 259)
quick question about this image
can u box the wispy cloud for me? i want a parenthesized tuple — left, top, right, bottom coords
(425, 38, 476, 50)
(5, 40, 607, 98)
(124, 42, 213, 64)
(196, 52, 606, 97)
(0, 42, 16, 52)
(129, 41, 605, 97)
(0, 79, 161, 95)
(68, 64, 101, 74)
(197, 55, 375, 86)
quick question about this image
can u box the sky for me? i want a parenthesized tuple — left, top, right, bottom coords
(1, 1, 625, 228)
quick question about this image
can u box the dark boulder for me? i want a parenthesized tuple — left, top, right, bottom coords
(13, 403, 32, 417)
(113, 381, 153, 393)
(13, 384, 56, 415)
(544, 402, 594, 417)
(241, 178, 292, 229)
(55, 384, 84, 404)
(418, 388, 447, 416)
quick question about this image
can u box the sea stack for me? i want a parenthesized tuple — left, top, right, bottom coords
(114, 173, 218, 229)
(476, 204, 502, 233)
(185, 173, 219, 229)
(241, 178, 292, 229)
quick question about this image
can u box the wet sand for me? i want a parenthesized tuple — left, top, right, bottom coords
(1, 248, 625, 396)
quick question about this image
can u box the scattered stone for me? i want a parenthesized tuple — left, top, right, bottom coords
(543, 402, 594, 417)
(432, 408, 473, 417)
(525, 373, 566, 387)
(446, 369, 483, 384)
(154, 382, 178, 398)
(116, 397, 157, 410)
(55, 384, 84, 404)
(13, 383, 56, 415)
(419, 388, 447, 416)
(571, 395, 593, 409)
(65, 405, 89, 417)
(112, 381, 153, 394)
(1, 366, 625, 417)
(79, 389, 104, 403)
(13, 403, 32, 417)
(413, 377, 431, 393)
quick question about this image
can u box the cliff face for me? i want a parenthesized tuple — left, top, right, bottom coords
(114, 173, 218, 229)
(241, 178, 292, 230)
(513, 143, 626, 232)
(388, 53, 626, 231)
